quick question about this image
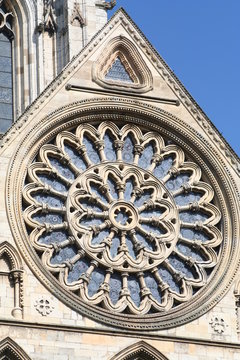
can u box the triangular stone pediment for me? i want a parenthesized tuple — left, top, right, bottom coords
(0, 8, 238, 176)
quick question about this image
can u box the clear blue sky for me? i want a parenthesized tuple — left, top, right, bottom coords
(109, 1, 240, 156)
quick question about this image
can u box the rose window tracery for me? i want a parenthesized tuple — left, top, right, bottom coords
(23, 121, 222, 316)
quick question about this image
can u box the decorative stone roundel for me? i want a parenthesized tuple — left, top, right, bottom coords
(22, 120, 223, 319)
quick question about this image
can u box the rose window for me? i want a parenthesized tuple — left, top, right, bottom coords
(23, 121, 222, 316)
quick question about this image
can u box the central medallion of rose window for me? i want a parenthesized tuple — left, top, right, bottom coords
(23, 121, 222, 316)
(67, 163, 178, 272)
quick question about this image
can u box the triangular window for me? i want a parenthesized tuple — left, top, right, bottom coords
(105, 57, 133, 83)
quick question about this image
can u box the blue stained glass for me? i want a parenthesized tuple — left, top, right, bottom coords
(140, 207, 164, 218)
(67, 258, 89, 283)
(38, 230, 68, 245)
(64, 144, 87, 170)
(180, 228, 210, 242)
(138, 142, 154, 170)
(107, 177, 118, 199)
(49, 157, 75, 181)
(128, 275, 141, 307)
(168, 255, 196, 279)
(79, 199, 102, 212)
(83, 136, 100, 164)
(104, 132, 116, 161)
(124, 179, 134, 201)
(105, 57, 133, 83)
(0, 87, 12, 103)
(144, 273, 161, 303)
(179, 211, 209, 223)
(175, 192, 202, 206)
(50, 245, 78, 265)
(91, 230, 109, 245)
(115, 211, 129, 226)
(88, 268, 105, 297)
(0, 40, 11, 58)
(32, 213, 63, 225)
(109, 273, 122, 305)
(136, 232, 154, 251)
(0, 33, 9, 42)
(122, 135, 134, 163)
(158, 267, 181, 293)
(177, 243, 205, 261)
(33, 193, 64, 208)
(0, 56, 11, 72)
(110, 236, 120, 258)
(38, 174, 68, 192)
(0, 102, 12, 119)
(0, 71, 12, 88)
(166, 174, 190, 192)
(0, 33, 13, 128)
(140, 223, 164, 236)
(154, 157, 173, 179)
(90, 183, 108, 204)
(80, 217, 103, 227)
(134, 189, 153, 207)
(126, 237, 136, 259)
(0, 118, 12, 132)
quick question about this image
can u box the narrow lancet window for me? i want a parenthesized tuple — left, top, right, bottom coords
(0, 2, 14, 133)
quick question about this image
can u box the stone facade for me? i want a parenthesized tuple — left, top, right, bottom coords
(0, 1, 240, 359)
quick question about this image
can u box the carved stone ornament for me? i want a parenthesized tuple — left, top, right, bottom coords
(7, 99, 240, 330)
(92, 36, 153, 93)
(70, 2, 85, 27)
(95, 0, 116, 10)
(209, 316, 228, 334)
(34, 296, 54, 316)
(37, 0, 57, 35)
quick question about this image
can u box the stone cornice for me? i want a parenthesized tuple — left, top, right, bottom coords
(0, 320, 239, 349)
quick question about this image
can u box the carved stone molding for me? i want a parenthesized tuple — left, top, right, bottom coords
(37, 0, 57, 35)
(110, 341, 169, 360)
(70, 2, 85, 27)
(7, 99, 240, 330)
(92, 36, 153, 93)
(0, 242, 24, 319)
(0, 337, 31, 360)
(96, 0, 116, 11)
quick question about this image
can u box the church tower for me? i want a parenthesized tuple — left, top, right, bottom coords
(0, 1, 240, 359)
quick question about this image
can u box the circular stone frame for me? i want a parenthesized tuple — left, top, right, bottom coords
(7, 98, 240, 330)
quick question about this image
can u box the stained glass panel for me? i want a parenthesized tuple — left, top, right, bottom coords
(105, 57, 133, 83)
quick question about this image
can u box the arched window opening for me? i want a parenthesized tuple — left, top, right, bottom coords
(0, 242, 23, 319)
(0, 254, 14, 318)
(0, 0, 14, 134)
(110, 341, 169, 360)
(0, 337, 31, 360)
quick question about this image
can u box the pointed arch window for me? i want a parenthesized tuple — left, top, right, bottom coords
(110, 341, 169, 360)
(0, 1, 14, 133)
(0, 337, 31, 360)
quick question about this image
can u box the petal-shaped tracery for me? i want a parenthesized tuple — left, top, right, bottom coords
(23, 121, 222, 316)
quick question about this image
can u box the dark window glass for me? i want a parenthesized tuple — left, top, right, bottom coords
(0, 5, 14, 133)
